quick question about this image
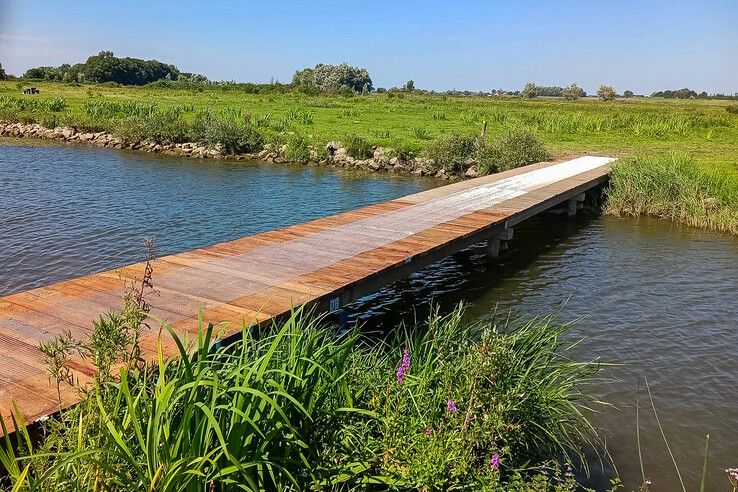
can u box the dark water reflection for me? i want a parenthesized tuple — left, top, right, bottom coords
(2, 141, 737, 491)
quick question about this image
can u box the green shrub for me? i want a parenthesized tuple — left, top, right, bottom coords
(203, 118, 264, 153)
(115, 113, 191, 144)
(49, 97, 67, 112)
(477, 128, 551, 174)
(283, 134, 312, 163)
(423, 133, 478, 172)
(597, 84, 618, 101)
(391, 138, 418, 160)
(342, 133, 373, 159)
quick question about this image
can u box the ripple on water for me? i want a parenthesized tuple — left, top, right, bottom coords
(2, 142, 737, 491)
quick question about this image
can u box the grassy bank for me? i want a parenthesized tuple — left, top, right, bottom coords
(606, 155, 738, 235)
(2, 80, 738, 232)
(2, 80, 737, 166)
(0, 306, 606, 491)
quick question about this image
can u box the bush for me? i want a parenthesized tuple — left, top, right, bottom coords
(597, 84, 617, 101)
(726, 105, 738, 115)
(283, 134, 312, 163)
(477, 128, 552, 174)
(202, 118, 264, 153)
(561, 83, 585, 101)
(115, 113, 191, 144)
(423, 133, 478, 173)
(342, 133, 373, 159)
(49, 97, 67, 112)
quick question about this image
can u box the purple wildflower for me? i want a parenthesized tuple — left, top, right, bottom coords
(425, 427, 434, 437)
(489, 452, 500, 470)
(396, 346, 410, 384)
(446, 400, 457, 413)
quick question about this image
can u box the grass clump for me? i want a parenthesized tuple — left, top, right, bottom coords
(0, 305, 605, 491)
(477, 128, 552, 174)
(283, 134, 313, 163)
(605, 154, 738, 234)
(424, 133, 478, 173)
(115, 112, 191, 144)
(342, 133, 373, 159)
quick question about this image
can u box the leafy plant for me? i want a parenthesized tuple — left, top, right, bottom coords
(283, 134, 313, 163)
(342, 133, 373, 159)
(423, 133, 478, 172)
(477, 128, 551, 174)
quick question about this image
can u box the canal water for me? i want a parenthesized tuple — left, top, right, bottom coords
(1, 141, 736, 491)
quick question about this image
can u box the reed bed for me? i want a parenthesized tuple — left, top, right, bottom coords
(606, 155, 738, 235)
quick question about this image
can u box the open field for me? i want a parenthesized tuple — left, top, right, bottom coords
(1, 81, 737, 166)
(2, 80, 738, 233)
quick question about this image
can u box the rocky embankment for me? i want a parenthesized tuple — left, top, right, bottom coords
(0, 121, 478, 179)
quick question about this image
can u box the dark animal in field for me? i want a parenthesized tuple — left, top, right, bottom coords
(22, 87, 40, 94)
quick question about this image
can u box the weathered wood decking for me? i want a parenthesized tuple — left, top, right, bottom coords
(0, 155, 614, 429)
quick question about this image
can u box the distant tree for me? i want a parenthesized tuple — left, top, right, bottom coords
(623, 90, 634, 98)
(534, 85, 565, 97)
(375, 87, 387, 93)
(23, 51, 180, 85)
(651, 88, 698, 99)
(597, 85, 617, 101)
(292, 63, 372, 93)
(404, 80, 415, 92)
(561, 83, 585, 101)
(521, 82, 537, 98)
(0, 62, 6, 80)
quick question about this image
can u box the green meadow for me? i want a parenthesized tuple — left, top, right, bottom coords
(2, 80, 737, 233)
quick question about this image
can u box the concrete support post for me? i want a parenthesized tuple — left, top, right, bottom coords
(485, 238, 501, 259)
(567, 193, 586, 217)
(486, 228, 513, 259)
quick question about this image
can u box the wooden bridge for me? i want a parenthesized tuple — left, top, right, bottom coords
(0, 155, 615, 430)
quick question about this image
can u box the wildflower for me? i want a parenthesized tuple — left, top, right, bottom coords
(396, 346, 410, 384)
(489, 452, 500, 470)
(446, 399, 457, 413)
(726, 468, 738, 487)
(425, 427, 434, 437)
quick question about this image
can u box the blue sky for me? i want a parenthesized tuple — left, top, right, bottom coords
(1, 0, 736, 94)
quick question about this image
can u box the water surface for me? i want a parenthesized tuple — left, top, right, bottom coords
(2, 140, 736, 491)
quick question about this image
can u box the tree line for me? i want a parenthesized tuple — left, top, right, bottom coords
(21, 51, 207, 86)
(9, 53, 738, 100)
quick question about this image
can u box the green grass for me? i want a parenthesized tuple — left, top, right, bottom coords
(606, 155, 738, 235)
(2, 80, 737, 168)
(0, 305, 605, 491)
(2, 80, 738, 233)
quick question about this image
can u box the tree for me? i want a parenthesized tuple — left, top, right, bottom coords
(23, 51, 180, 85)
(561, 83, 585, 101)
(292, 63, 372, 93)
(597, 85, 617, 101)
(404, 80, 415, 92)
(0, 62, 6, 80)
(521, 82, 537, 98)
(623, 90, 634, 98)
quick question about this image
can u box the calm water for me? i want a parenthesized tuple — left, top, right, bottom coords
(2, 141, 737, 491)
